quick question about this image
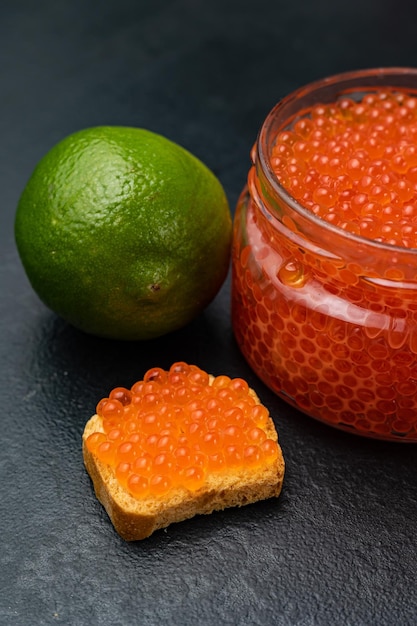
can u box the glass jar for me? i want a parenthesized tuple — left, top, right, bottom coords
(231, 68, 417, 441)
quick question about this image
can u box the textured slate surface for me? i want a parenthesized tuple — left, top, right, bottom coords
(1, 1, 417, 625)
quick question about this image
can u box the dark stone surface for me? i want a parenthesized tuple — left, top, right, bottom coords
(1, 1, 416, 624)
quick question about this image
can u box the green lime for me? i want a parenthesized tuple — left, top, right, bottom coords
(15, 126, 232, 340)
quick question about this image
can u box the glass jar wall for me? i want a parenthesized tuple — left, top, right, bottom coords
(231, 68, 417, 441)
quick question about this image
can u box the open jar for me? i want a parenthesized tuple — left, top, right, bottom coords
(231, 68, 417, 441)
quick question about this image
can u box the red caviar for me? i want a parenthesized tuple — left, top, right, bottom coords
(86, 362, 279, 499)
(231, 70, 417, 441)
(272, 91, 417, 248)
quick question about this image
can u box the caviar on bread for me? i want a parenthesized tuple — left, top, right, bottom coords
(82, 362, 285, 540)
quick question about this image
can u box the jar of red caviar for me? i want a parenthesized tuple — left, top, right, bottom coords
(232, 68, 417, 441)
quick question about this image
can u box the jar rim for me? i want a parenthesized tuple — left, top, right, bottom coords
(257, 67, 417, 259)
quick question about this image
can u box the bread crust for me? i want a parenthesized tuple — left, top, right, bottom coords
(82, 386, 285, 541)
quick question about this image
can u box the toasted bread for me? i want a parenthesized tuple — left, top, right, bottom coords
(82, 370, 284, 541)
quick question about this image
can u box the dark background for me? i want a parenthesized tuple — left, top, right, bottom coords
(1, 1, 416, 625)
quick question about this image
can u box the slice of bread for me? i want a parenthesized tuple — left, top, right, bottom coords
(82, 376, 284, 541)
